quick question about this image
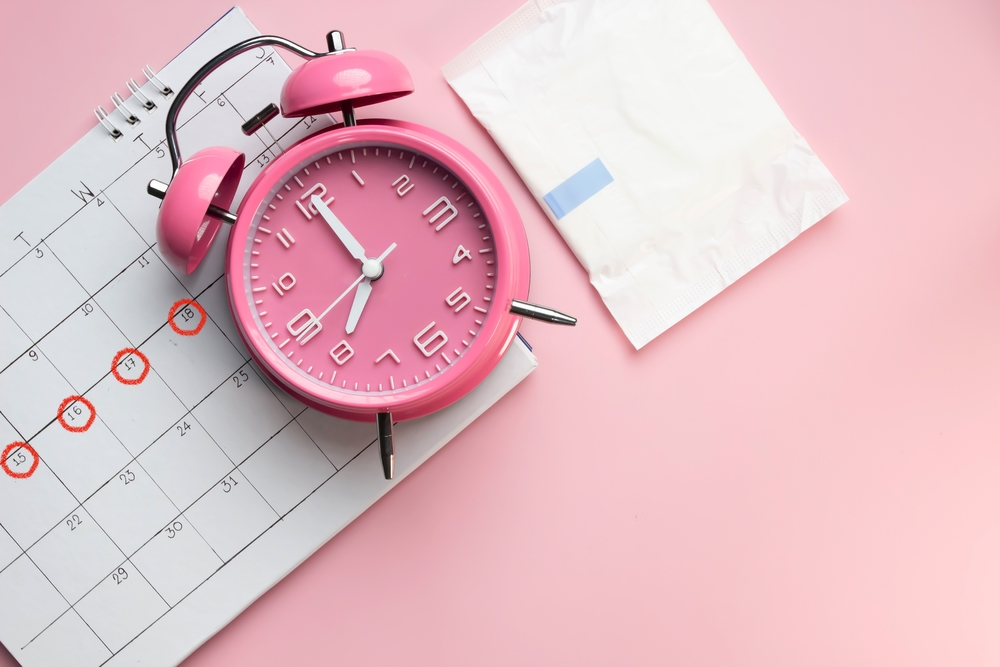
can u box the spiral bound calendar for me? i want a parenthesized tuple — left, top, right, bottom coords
(0, 8, 537, 666)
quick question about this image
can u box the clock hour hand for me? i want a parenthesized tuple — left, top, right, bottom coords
(343, 241, 396, 333)
(312, 195, 366, 263)
(345, 278, 372, 334)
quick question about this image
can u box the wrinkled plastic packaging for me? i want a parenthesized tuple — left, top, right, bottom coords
(444, 0, 848, 349)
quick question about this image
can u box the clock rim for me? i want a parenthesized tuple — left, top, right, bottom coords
(226, 120, 530, 422)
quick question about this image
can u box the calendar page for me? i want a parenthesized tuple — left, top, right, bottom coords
(0, 8, 538, 666)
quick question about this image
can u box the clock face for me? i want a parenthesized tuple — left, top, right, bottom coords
(239, 142, 498, 402)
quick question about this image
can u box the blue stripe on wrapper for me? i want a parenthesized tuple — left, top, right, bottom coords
(543, 158, 614, 219)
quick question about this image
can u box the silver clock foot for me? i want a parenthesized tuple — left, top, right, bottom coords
(377, 412, 394, 480)
(509, 299, 577, 326)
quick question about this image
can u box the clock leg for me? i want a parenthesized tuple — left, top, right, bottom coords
(377, 412, 394, 480)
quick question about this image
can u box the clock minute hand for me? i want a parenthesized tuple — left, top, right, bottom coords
(312, 195, 366, 263)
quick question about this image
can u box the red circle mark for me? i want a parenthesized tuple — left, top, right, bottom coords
(57, 395, 96, 433)
(2, 442, 39, 479)
(168, 299, 207, 336)
(111, 348, 150, 385)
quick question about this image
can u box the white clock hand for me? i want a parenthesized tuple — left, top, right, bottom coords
(312, 195, 366, 263)
(345, 279, 372, 334)
(315, 242, 397, 323)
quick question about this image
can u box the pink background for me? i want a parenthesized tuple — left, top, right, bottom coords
(2, 0, 999, 664)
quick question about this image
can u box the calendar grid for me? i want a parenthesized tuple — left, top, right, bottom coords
(0, 30, 363, 661)
(3, 307, 326, 544)
(90, 424, 384, 666)
(18, 425, 378, 657)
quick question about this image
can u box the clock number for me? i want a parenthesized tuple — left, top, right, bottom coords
(445, 287, 471, 313)
(330, 340, 354, 365)
(414, 321, 448, 357)
(287, 308, 323, 344)
(375, 349, 400, 364)
(423, 197, 458, 231)
(392, 174, 414, 196)
(276, 228, 296, 249)
(272, 272, 296, 296)
(295, 183, 334, 220)
(453, 245, 473, 264)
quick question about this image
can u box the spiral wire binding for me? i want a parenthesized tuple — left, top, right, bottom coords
(126, 79, 157, 111)
(94, 107, 122, 140)
(142, 65, 173, 96)
(111, 92, 140, 125)
(94, 65, 172, 139)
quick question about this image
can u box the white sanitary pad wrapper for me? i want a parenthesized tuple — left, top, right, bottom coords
(444, 0, 848, 349)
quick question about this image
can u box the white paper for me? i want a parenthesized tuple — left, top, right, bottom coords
(0, 9, 537, 666)
(444, 0, 849, 349)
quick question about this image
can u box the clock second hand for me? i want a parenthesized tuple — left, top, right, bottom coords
(314, 242, 397, 323)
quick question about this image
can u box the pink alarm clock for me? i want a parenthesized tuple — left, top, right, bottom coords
(148, 31, 574, 479)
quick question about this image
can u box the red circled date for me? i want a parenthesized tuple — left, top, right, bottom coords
(1, 442, 39, 479)
(168, 299, 207, 336)
(57, 395, 96, 433)
(111, 348, 150, 385)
